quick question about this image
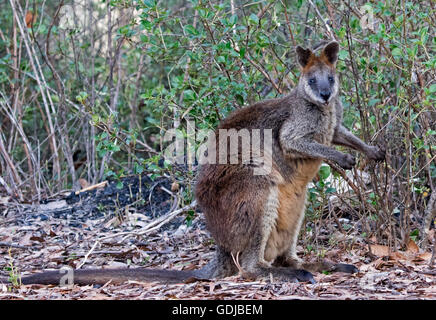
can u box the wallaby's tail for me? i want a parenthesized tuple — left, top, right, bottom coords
(0, 248, 237, 286)
(13, 267, 206, 286)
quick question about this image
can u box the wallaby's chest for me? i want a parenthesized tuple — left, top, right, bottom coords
(312, 103, 337, 146)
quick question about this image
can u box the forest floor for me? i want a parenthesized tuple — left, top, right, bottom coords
(0, 175, 434, 300)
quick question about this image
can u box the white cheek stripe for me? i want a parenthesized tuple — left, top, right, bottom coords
(327, 80, 339, 103)
(303, 81, 325, 105)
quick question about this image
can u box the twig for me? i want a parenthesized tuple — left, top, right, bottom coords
(78, 201, 197, 264)
(239, 50, 282, 94)
(121, 200, 196, 240)
(256, 1, 274, 19)
(74, 181, 108, 195)
(423, 190, 436, 249)
(280, 0, 296, 48)
(0, 242, 33, 249)
(9, 0, 61, 188)
(76, 240, 99, 269)
(307, 0, 336, 40)
(0, 134, 22, 200)
(430, 241, 435, 267)
(0, 177, 13, 197)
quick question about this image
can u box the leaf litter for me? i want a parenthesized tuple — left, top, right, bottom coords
(0, 175, 434, 300)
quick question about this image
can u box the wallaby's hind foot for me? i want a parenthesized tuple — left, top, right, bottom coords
(330, 263, 358, 274)
(274, 255, 358, 275)
(255, 266, 315, 283)
(300, 261, 358, 274)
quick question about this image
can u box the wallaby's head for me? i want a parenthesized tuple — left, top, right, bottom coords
(296, 41, 339, 106)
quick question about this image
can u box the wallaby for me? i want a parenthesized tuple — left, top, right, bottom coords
(194, 40, 384, 283)
(2, 41, 384, 286)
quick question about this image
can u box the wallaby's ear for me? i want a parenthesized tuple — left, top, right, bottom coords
(296, 46, 313, 68)
(321, 41, 339, 64)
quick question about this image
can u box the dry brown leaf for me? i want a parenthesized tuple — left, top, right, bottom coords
(414, 252, 432, 262)
(29, 235, 45, 243)
(406, 239, 419, 254)
(374, 258, 394, 270)
(370, 243, 424, 263)
(370, 244, 391, 257)
(390, 251, 407, 261)
(19, 233, 33, 246)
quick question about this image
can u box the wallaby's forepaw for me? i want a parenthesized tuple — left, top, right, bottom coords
(332, 263, 358, 274)
(338, 154, 356, 170)
(367, 145, 385, 162)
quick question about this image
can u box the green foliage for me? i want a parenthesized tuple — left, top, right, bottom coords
(4, 249, 21, 288)
(307, 164, 336, 220)
(0, 0, 434, 244)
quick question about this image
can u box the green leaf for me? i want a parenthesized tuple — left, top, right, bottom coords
(391, 47, 402, 57)
(183, 89, 196, 101)
(338, 49, 348, 60)
(217, 55, 226, 63)
(239, 47, 246, 58)
(325, 187, 336, 194)
(248, 13, 259, 25)
(184, 24, 199, 36)
(229, 14, 238, 26)
(319, 165, 331, 180)
(134, 163, 144, 175)
(235, 94, 244, 105)
(143, 0, 157, 8)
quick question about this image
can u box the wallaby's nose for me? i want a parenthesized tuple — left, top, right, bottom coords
(320, 91, 331, 102)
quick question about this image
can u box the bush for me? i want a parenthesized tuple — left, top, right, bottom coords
(0, 0, 434, 248)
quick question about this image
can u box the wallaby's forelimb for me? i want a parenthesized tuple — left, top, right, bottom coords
(332, 126, 385, 161)
(281, 137, 356, 170)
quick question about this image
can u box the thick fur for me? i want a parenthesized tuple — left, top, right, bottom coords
(5, 42, 384, 286)
(196, 41, 384, 281)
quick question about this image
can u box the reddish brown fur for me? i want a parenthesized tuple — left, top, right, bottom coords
(196, 97, 295, 253)
(195, 90, 329, 260)
(302, 53, 334, 73)
(263, 158, 322, 262)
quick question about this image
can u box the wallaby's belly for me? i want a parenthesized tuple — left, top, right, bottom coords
(264, 158, 322, 262)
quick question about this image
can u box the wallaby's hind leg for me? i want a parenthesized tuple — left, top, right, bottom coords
(235, 215, 315, 283)
(193, 243, 314, 283)
(238, 245, 315, 283)
(198, 174, 315, 283)
(193, 246, 238, 280)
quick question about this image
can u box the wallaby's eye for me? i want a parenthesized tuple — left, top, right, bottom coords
(309, 78, 316, 84)
(328, 76, 334, 83)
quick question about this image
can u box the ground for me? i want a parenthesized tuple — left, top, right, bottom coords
(0, 175, 434, 300)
